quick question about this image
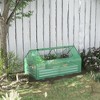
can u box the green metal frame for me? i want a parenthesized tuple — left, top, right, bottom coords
(24, 46, 82, 80)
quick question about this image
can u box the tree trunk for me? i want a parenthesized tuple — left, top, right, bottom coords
(0, 17, 7, 51)
(0, 16, 8, 67)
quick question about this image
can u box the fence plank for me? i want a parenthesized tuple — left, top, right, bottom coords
(50, 0, 56, 47)
(79, 0, 85, 51)
(37, 0, 43, 49)
(84, 0, 90, 50)
(28, 3, 32, 49)
(74, 0, 79, 49)
(43, 0, 49, 49)
(9, 21, 16, 52)
(15, 17, 23, 58)
(95, 0, 100, 48)
(23, 5, 30, 56)
(30, 1, 37, 49)
(90, 0, 96, 48)
(69, 0, 74, 45)
(63, 0, 69, 46)
(57, 0, 62, 47)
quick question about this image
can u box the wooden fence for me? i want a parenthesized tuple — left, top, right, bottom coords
(7, 0, 100, 58)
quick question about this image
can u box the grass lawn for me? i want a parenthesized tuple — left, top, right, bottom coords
(0, 73, 100, 100)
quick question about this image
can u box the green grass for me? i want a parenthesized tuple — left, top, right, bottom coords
(0, 73, 100, 100)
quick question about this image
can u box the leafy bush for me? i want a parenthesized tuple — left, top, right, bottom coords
(7, 52, 22, 74)
(81, 47, 100, 72)
(0, 50, 22, 75)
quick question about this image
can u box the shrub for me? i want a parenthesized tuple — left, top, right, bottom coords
(81, 47, 100, 72)
(7, 52, 22, 74)
(0, 50, 22, 75)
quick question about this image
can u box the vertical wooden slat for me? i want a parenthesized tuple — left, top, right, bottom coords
(95, 0, 100, 48)
(89, 0, 92, 48)
(55, 0, 57, 47)
(36, 0, 38, 49)
(29, 2, 32, 49)
(73, 0, 75, 45)
(69, 0, 74, 45)
(37, 0, 43, 49)
(50, 0, 56, 47)
(16, 18, 23, 58)
(85, 0, 90, 50)
(79, 0, 85, 51)
(49, 0, 51, 48)
(23, 6, 30, 56)
(78, 0, 81, 51)
(74, 0, 79, 49)
(84, 0, 86, 50)
(22, 5, 24, 58)
(8, 4, 16, 53)
(63, 0, 69, 46)
(57, 0, 62, 47)
(15, 12, 17, 55)
(67, 0, 69, 45)
(43, 0, 44, 49)
(61, 0, 63, 46)
(13, 2, 23, 58)
(30, 0, 36, 49)
(9, 21, 16, 52)
(91, 0, 96, 48)
(94, 0, 97, 47)
(44, 0, 49, 49)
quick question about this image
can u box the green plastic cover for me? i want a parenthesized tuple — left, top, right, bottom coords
(24, 46, 81, 80)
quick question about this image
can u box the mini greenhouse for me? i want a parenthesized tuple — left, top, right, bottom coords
(24, 46, 81, 80)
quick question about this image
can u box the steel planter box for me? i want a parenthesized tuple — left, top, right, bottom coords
(24, 46, 81, 80)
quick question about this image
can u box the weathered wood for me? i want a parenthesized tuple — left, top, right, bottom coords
(69, 0, 74, 45)
(16, 73, 28, 82)
(5, 0, 100, 58)
(79, 0, 85, 51)
(85, 0, 90, 50)
(91, 0, 96, 48)
(30, 1, 37, 50)
(62, 0, 69, 46)
(95, 0, 100, 48)
(44, 0, 50, 54)
(0, 74, 7, 82)
(51, 0, 56, 47)
(74, 0, 79, 49)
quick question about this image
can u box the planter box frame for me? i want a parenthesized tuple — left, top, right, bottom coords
(24, 46, 81, 80)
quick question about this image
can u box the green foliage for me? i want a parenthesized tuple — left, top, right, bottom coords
(1, 0, 33, 22)
(94, 73, 100, 82)
(7, 52, 22, 74)
(81, 47, 100, 72)
(0, 49, 22, 75)
(91, 72, 100, 82)
(10, 0, 33, 20)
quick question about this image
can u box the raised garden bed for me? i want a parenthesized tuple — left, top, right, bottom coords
(24, 46, 82, 80)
